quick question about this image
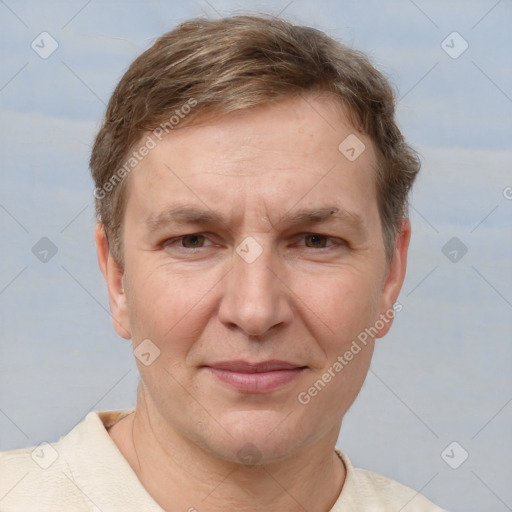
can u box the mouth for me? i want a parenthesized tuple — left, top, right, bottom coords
(203, 360, 307, 393)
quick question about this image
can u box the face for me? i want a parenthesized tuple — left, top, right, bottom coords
(97, 95, 409, 463)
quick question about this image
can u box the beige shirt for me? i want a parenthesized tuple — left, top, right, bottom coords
(0, 410, 446, 511)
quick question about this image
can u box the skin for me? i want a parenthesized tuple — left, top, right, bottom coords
(95, 94, 410, 512)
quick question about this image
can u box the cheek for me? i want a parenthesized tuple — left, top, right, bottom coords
(292, 267, 382, 347)
(124, 260, 221, 345)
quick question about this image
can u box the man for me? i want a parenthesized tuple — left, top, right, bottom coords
(0, 15, 446, 511)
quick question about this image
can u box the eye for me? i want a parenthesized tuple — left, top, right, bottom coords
(163, 233, 212, 250)
(303, 234, 332, 248)
(180, 234, 207, 248)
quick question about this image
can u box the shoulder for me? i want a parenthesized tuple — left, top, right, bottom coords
(333, 449, 448, 512)
(0, 410, 136, 512)
(0, 440, 89, 511)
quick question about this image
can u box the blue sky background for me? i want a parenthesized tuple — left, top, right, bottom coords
(0, 1, 511, 510)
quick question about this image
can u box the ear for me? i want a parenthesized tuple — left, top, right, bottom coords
(376, 219, 411, 339)
(94, 224, 131, 339)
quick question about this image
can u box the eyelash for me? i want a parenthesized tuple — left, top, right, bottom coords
(165, 234, 213, 249)
(163, 233, 345, 250)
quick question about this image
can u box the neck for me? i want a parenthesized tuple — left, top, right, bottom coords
(108, 391, 346, 512)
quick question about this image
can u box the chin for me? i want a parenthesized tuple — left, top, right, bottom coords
(202, 408, 313, 465)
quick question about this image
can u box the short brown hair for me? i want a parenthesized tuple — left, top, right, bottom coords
(90, 14, 420, 265)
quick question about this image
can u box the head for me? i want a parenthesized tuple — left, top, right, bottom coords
(91, 15, 419, 463)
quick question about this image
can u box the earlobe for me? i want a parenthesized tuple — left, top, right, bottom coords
(376, 219, 411, 339)
(94, 224, 132, 340)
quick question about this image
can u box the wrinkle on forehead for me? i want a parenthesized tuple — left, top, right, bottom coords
(126, 95, 378, 239)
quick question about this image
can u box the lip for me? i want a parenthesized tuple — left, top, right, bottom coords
(204, 360, 307, 393)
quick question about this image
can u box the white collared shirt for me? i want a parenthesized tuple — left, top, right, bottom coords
(0, 410, 446, 511)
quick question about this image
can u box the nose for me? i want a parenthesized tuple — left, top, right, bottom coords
(218, 239, 293, 337)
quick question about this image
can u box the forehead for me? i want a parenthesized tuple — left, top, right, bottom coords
(123, 95, 378, 225)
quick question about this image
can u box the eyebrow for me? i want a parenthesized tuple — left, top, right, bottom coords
(145, 206, 222, 232)
(144, 205, 366, 234)
(285, 206, 362, 228)
(280, 206, 367, 237)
